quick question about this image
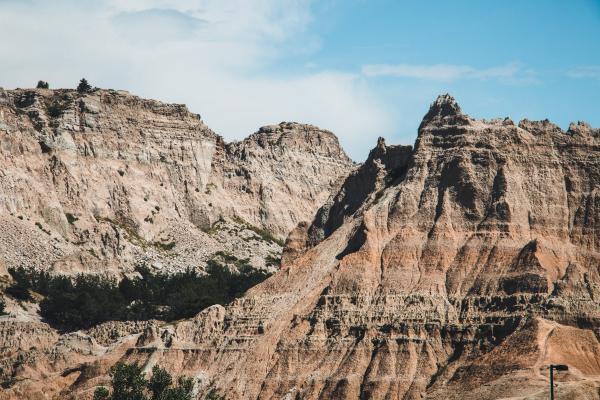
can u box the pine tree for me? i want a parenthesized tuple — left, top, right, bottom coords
(36, 80, 49, 89)
(77, 78, 92, 93)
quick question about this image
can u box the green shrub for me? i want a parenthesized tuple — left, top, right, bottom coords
(93, 387, 110, 400)
(44, 94, 72, 120)
(231, 216, 285, 246)
(36, 81, 49, 89)
(212, 251, 251, 270)
(205, 390, 226, 400)
(65, 213, 79, 225)
(46, 103, 64, 118)
(265, 254, 281, 267)
(152, 241, 175, 251)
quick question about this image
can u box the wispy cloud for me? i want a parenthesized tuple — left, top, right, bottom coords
(111, 9, 207, 43)
(361, 62, 537, 84)
(0, 0, 394, 161)
(567, 66, 600, 80)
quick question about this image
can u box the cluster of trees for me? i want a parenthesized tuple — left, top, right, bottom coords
(34, 78, 92, 92)
(6, 261, 271, 331)
(93, 362, 194, 400)
(93, 361, 225, 400)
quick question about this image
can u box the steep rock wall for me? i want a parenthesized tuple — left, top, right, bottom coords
(0, 88, 353, 275)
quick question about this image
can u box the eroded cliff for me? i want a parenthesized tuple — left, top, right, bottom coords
(0, 88, 353, 275)
(2, 94, 600, 400)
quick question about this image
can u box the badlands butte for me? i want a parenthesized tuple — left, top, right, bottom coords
(0, 87, 599, 400)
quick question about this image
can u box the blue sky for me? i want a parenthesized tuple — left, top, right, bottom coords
(0, 0, 598, 160)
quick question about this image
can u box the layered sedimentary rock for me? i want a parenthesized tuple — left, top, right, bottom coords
(3, 94, 600, 400)
(0, 88, 352, 275)
(172, 95, 598, 400)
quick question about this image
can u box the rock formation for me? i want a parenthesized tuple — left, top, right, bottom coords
(2, 94, 600, 400)
(0, 88, 353, 275)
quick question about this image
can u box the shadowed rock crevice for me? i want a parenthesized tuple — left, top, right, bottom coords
(308, 137, 412, 246)
(335, 223, 368, 260)
(498, 240, 549, 295)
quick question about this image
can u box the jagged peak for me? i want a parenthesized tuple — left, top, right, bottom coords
(418, 93, 469, 131)
(365, 137, 387, 161)
(569, 121, 592, 131)
(518, 118, 563, 132)
(365, 136, 412, 169)
(567, 121, 599, 138)
(424, 94, 462, 119)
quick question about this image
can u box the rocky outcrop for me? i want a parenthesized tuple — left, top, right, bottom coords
(307, 136, 413, 247)
(0, 88, 353, 275)
(2, 94, 600, 399)
(186, 95, 599, 399)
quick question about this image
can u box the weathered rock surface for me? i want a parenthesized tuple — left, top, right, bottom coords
(0, 88, 353, 275)
(2, 94, 600, 400)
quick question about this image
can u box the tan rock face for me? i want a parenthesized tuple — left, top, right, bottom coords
(2, 94, 600, 400)
(0, 88, 353, 275)
(130, 95, 597, 400)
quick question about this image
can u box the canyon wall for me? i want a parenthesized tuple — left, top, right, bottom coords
(0, 88, 353, 275)
(2, 94, 599, 400)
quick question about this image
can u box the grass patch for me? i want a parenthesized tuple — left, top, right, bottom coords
(201, 217, 226, 235)
(153, 241, 175, 251)
(231, 216, 285, 246)
(204, 183, 217, 194)
(94, 215, 174, 252)
(265, 254, 281, 268)
(211, 251, 251, 271)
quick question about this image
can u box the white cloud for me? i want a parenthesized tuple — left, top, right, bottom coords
(362, 62, 537, 84)
(567, 66, 600, 80)
(0, 1, 553, 161)
(111, 9, 207, 43)
(0, 0, 392, 160)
